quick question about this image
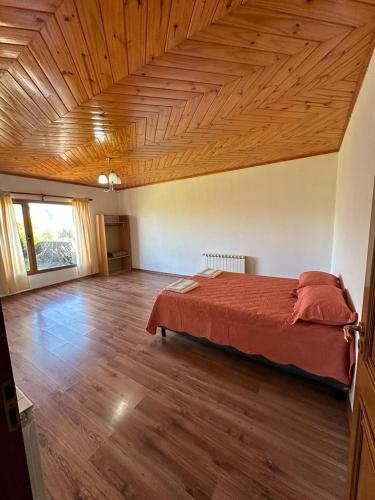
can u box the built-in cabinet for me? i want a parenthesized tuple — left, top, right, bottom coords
(95, 214, 132, 276)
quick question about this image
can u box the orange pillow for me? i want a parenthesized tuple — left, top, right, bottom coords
(290, 285, 357, 326)
(298, 271, 340, 289)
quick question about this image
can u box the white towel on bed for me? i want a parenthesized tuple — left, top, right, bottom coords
(196, 268, 223, 278)
(165, 279, 199, 293)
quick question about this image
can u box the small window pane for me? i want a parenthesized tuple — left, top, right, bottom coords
(13, 204, 30, 272)
(29, 203, 76, 271)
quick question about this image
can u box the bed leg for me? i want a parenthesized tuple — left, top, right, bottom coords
(161, 327, 166, 337)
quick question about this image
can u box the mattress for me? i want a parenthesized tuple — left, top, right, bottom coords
(146, 272, 355, 385)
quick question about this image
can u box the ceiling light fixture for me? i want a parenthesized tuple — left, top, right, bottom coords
(98, 157, 122, 192)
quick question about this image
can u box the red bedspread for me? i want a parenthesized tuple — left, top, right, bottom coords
(146, 272, 355, 385)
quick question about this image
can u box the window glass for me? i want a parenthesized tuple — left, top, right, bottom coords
(13, 204, 30, 272)
(29, 203, 76, 270)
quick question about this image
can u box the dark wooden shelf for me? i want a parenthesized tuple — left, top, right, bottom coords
(108, 254, 129, 261)
(96, 214, 132, 276)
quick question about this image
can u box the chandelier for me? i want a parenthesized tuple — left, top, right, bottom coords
(98, 157, 122, 191)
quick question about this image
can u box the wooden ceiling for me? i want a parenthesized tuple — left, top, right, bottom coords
(0, 0, 374, 189)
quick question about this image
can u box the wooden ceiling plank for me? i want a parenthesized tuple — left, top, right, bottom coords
(150, 52, 263, 77)
(170, 39, 286, 67)
(164, 101, 186, 139)
(214, 63, 280, 118)
(99, 0, 128, 82)
(135, 118, 146, 148)
(8, 60, 61, 121)
(0, 0, 374, 187)
(0, 102, 35, 137)
(0, 1, 63, 13)
(277, 25, 374, 105)
(298, 87, 354, 103)
(122, 74, 219, 94)
(40, 16, 88, 105)
(238, 61, 305, 114)
(345, 65, 365, 82)
(88, 94, 184, 108)
(113, 110, 159, 120)
(106, 82, 202, 101)
(186, 89, 219, 132)
(245, 0, 375, 27)
(69, 101, 171, 114)
(45, 122, 128, 131)
(0, 59, 12, 73)
(166, 0, 195, 50)
(191, 22, 315, 55)
(0, 83, 46, 133)
(134, 63, 238, 86)
(124, 0, 147, 74)
(0, 56, 12, 69)
(0, 26, 36, 45)
(0, 124, 21, 145)
(55, 0, 100, 98)
(51, 119, 135, 130)
(260, 31, 352, 108)
(0, 112, 31, 140)
(146, 0, 172, 61)
(309, 25, 375, 87)
(221, 6, 351, 42)
(0, 6, 52, 29)
(74, 0, 113, 91)
(174, 93, 203, 136)
(23, 129, 107, 139)
(224, 109, 307, 125)
(213, 0, 245, 18)
(0, 138, 15, 149)
(28, 33, 77, 111)
(198, 93, 234, 128)
(0, 71, 52, 125)
(21, 136, 93, 145)
(329, 51, 369, 85)
(154, 108, 173, 143)
(145, 113, 158, 145)
(0, 42, 23, 58)
(188, 0, 220, 35)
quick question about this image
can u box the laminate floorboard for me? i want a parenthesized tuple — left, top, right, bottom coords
(2, 271, 350, 500)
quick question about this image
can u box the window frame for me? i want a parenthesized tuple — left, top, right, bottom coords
(13, 199, 77, 275)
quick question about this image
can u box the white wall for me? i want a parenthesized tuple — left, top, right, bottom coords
(120, 154, 338, 278)
(0, 173, 120, 289)
(331, 51, 375, 317)
(331, 51, 375, 406)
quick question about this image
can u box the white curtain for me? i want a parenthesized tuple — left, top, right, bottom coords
(72, 199, 97, 277)
(0, 193, 29, 295)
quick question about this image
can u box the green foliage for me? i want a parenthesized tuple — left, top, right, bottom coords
(33, 229, 53, 244)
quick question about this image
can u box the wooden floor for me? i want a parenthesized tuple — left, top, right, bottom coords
(3, 271, 350, 500)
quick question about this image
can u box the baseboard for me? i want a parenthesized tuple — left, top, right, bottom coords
(2, 273, 99, 298)
(132, 267, 187, 278)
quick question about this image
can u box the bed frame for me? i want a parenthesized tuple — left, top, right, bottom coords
(160, 327, 350, 400)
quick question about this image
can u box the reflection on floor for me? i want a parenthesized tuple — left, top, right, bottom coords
(3, 271, 349, 500)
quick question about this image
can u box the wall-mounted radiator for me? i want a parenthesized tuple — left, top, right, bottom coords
(203, 253, 246, 273)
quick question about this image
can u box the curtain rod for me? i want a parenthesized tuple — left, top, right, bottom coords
(9, 191, 93, 201)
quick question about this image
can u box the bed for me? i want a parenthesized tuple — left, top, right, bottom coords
(146, 272, 356, 393)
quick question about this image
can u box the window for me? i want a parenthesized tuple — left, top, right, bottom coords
(13, 201, 76, 274)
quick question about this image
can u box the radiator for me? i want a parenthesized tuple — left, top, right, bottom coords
(203, 253, 245, 273)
